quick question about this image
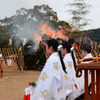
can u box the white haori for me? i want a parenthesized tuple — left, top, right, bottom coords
(25, 52, 72, 100)
(63, 53, 84, 100)
(81, 53, 93, 63)
(0, 54, 2, 57)
(81, 53, 94, 86)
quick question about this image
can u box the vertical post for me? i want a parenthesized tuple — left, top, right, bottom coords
(6, 56, 12, 82)
(91, 70, 95, 100)
(96, 69, 100, 100)
(0, 55, 3, 79)
(85, 69, 88, 100)
(7, 65, 12, 82)
(1, 59, 3, 78)
(9, 66, 10, 80)
(0, 57, 1, 79)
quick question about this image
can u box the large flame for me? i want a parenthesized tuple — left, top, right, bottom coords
(40, 23, 56, 38)
(34, 23, 79, 43)
(40, 23, 66, 39)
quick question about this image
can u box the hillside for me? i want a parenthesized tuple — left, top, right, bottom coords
(84, 28, 100, 42)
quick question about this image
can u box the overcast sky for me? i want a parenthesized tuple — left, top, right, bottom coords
(0, 0, 100, 30)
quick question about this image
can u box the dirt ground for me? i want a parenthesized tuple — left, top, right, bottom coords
(0, 70, 91, 100)
(0, 70, 41, 100)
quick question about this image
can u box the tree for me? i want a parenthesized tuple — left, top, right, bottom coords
(0, 4, 72, 48)
(0, 4, 73, 69)
(58, 20, 72, 29)
(66, 0, 92, 31)
(0, 25, 10, 47)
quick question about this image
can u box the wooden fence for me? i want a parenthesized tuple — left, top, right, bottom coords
(0, 47, 24, 73)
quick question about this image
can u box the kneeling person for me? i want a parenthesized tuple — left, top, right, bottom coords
(61, 41, 84, 100)
(23, 39, 72, 100)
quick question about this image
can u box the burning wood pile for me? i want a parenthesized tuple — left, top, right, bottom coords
(34, 23, 99, 60)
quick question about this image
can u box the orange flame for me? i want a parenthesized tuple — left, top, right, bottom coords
(34, 31, 39, 41)
(40, 23, 66, 39)
(34, 23, 79, 43)
(34, 31, 42, 42)
(40, 23, 56, 38)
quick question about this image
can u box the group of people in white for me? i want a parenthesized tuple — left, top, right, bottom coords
(23, 38, 93, 100)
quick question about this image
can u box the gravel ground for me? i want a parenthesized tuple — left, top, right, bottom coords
(0, 71, 41, 100)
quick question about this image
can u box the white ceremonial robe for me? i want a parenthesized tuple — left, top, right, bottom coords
(63, 53, 84, 100)
(81, 53, 93, 86)
(0, 54, 2, 57)
(25, 52, 72, 100)
(81, 53, 93, 63)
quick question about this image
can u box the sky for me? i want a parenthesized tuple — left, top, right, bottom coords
(0, 0, 100, 30)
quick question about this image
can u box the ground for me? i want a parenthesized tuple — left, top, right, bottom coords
(0, 70, 41, 100)
(0, 71, 91, 100)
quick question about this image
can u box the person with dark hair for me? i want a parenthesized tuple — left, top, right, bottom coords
(23, 39, 72, 100)
(68, 38, 79, 65)
(61, 41, 84, 100)
(68, 38, 75, 47)
(81, 43, 93, 90)
(61, 41, 76, 80)
(46, 39, 59, 54)
(81, 43, 92, 59)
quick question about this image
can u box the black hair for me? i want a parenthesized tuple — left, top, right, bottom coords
(47, 39, 67, 74)
(71, 50, 76, 71)
(47, 39, 59, 51)
(58, 50, 67, 74)
(84, 49, 91, 53)
(81, 43, 91, 53)
(62, 41, 72, 53)
(68, 38, 75, 45)
(62, 41, 76, 71)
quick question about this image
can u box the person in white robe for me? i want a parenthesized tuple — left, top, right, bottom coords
(23, 39, 72, 100)
(68, 38, 75, 47)
(61, 41, 84, 100)
(80, 43, 93, 88)
(68, 38, 78, 65)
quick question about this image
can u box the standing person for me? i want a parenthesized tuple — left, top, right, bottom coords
(61, 41, 84, 100)
(23, 39, 72, 100)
